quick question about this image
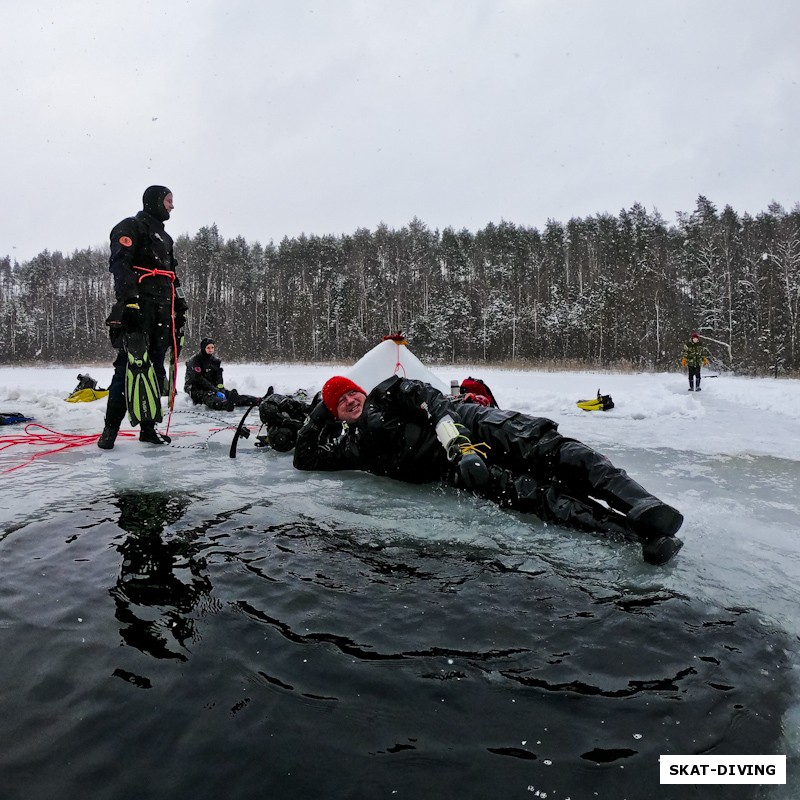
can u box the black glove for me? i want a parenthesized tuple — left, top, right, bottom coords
(174, 290, 188, 329)
(445, 429, 490, 492)
(309, 399, 334, 425)
(456, 452, 490, 491)
(121, 299, 141, 330)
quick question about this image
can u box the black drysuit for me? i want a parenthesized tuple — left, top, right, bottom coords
(185, 347, 225, 405)
(104, 186, 187, 426)
(294, 376, 682, 544)
(184, 346, 260, 411)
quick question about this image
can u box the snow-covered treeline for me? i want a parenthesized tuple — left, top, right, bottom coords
(1, 196, 799, 373)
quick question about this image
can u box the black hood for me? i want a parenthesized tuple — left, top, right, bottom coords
(198, 338, 216, 360)
(142, 185, 172, 222)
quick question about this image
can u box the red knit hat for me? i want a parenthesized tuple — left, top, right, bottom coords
(322, 376, 366, 416)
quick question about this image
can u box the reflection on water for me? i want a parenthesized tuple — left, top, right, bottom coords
(0, 489, 796, 800)
(110, 491, 212, 661)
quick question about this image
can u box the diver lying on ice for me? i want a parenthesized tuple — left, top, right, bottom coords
(288, 375, 684, 566)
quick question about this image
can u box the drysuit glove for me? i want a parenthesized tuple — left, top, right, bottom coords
(173, 293, 188, 329)
(456, 452, 490, 491)
(435, 415, 491, 492)
(309, 399, 334, 425)
(681, 358, 687, 367)
(122, 299, 141, 329)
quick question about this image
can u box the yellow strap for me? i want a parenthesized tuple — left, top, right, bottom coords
(455, 435, 491, 459)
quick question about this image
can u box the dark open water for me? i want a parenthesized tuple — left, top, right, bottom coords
(1, 467, 796, 800)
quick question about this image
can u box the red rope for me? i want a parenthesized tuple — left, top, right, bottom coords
(392, 340, 406, 379)
(380, 332, 408, 378)
(0, 422, 202, 474)
(134, 266, 176, 283)
(0, 423, 139, 474)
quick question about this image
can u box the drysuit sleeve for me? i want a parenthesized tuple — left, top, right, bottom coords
(371, 376, 460, 427)
(293, 401, 362, 472)
(195, 373, 219, 393)
(108, 218, 142, 301)
(184, 357, 219, 394)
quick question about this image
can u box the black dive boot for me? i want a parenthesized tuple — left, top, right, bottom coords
(628, 498, 684, 565)
(628, 497, 683, 538)
(98, 426, 118, 450)
(139, 421, 171, 445)
(98, 398, 127, 450)
(640, 533, 684, 565)
(550, 439, 685, 564)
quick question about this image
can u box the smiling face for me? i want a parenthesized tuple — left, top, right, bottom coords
(336, 390, 366, 422)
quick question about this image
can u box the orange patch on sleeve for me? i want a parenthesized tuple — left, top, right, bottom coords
(119, 236, 133, 247)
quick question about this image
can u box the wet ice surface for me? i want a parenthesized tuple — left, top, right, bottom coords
(4, 364, 800, 631)
(1, 364, 799, 799)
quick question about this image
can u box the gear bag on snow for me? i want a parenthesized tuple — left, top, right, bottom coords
(576, 390, 615, 412)
(459, 376, 499, 407)
(258, 392, 312, 452)
(0, 411, 33, 425)
(65, 373, 110, 403)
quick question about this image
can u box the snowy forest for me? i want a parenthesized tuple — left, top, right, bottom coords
(1, 196, 799, 374)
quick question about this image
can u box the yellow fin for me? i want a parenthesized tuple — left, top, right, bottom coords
(65, 388, 110, 403)
(576, 398, 604, 411)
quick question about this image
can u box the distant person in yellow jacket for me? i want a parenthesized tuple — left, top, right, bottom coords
(681, 332, 710, 391)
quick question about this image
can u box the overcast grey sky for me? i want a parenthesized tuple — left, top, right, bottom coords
(2, 0, 798, 262)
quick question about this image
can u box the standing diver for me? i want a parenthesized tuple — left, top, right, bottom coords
(98, 186, 188, 449)
(294, 376, 684, 565)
